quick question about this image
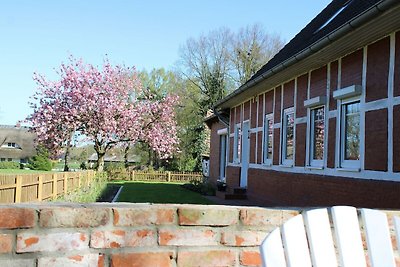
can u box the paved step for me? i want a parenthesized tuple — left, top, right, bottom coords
(233, 187, 247, 195)
(225, 193, 247, 200)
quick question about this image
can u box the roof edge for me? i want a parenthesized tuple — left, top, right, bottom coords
(214, 0, 397, 109)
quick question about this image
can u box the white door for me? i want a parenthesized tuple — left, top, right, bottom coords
(240, 121, 250, 188)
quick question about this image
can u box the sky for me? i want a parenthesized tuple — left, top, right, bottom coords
(0, 0, 331, 125)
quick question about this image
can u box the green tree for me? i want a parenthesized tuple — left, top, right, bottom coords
(28, 146, 53, 171)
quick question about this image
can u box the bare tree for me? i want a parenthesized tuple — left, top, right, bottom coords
(230, 24, 285, 85)
(179, 27, 233, 115)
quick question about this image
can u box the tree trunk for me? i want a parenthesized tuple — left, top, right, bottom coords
(124, 146, 130, 169)
(63, 141, 70, 172)
(97, 152, 105, 172)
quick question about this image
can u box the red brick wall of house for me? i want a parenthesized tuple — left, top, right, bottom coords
(310, 66, 327, 98)
(394, 105, 400, 172)
(230, 109, 234, 133)
(243, 101, 250, 121)
(258, 94, 264, 127)
(330, 61, 338, 111)
(283, 80, 295, 109)
(226, 166, 240, 191)
(251, 97, 257, 128)
(327, 118, 336, 168)
(394, 31, 400, 97)
(208, 120, 226, 185)
(365, 109, 388, 171)
(296, 74, 308, 118)
(274, 86, 282, 123)
(366, 37, 390, 102)
(250, 133, 256, 164)
(229, 137, 233, 163)
(341, 48, 363, 88)
(273, 128, 280, 165)
(247, 168, 400, 208)
(295, 123, 306, 167)
(265, 90, 274, 115)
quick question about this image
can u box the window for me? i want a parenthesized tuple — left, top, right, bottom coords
(340, 99, 360, 168)
(310, 106, 325, 166)
(282, 107, 295, 165)
(233, 123, 241, 163)
(263, 114, 273, 165)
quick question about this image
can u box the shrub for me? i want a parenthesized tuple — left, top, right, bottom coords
(104, 162, 128, 180)
(27, 146, 53, 171)
(56, 172, 108, 202)
(0, 161, 21, 169)
(182, 179, 215, 196)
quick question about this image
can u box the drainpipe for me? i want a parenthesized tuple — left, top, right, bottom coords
(213, 107, 229, 127)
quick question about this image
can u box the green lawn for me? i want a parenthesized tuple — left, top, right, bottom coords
(114, 181, 215, 204)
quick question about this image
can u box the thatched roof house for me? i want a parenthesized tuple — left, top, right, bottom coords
(0, 125, 36, 163)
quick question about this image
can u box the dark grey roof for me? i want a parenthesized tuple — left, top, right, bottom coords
(249, 0, 380, 83)
(215, 0, 399, 108)
(0, 125, 36, 159)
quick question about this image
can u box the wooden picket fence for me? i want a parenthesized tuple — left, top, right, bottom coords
(111, 170, 203, 183)
(0, 170, 96, 204)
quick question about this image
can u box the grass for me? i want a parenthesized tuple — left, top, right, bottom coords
(114, 181, 215, 205)
(0, 169, 58, 174)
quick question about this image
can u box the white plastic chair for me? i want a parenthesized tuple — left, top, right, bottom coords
(259, 206, 400, 267)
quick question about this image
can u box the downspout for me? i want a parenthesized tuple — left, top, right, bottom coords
(213, 107, 229, 127)
(214, 0, 399, 108)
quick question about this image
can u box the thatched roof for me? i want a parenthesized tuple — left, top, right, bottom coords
(0, 125, 36, 160)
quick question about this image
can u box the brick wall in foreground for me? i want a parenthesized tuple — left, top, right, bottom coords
(0, 203, 298, 267)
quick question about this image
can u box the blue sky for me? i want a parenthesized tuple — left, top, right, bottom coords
(0, 0, 331, 125)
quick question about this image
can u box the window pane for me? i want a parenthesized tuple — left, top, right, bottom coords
(344, 102, 360, 160)
(285, 112, 294, 159)
(267, 119, 273, 159)
(312, 107, 325, 160)
(237, 128, 241, 160)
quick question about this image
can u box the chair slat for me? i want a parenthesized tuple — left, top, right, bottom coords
(281, 214, 312, 267)
(331, 206, 366, 267)
(303, 208, 338, 267)
(360, 209, 395, 267)
(260, 228, 286, 267)
(395, 216, 400, 256)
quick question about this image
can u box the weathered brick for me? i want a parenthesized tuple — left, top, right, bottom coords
(91, 229, 156, 248)
(111, 252, 174, 267)
(240, 208, 298, 228)
(178, 206, 238, 226)
(0, 259, 35, 267)
(159, 228, 219, 246)
(17, 232, 89, 252)
(240, 250, 262, 267)
(0, 208, 35, 229)
(221, 230, 267, 246)
(177, 249, 236, 267)
(0, 234, 13, 253)
(38, 254, 104, 267)
(40, 208, 110, 228)
(113, 207, 176, 226)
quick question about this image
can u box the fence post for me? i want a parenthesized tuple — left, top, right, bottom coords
(132, 170, 135, 181)
(167, 171, 171, 182)
(38, 175, 43, 201)
(53, 173, 58, 199)
(78, 172, 81, 188)
(64, 173, 68, 194)
(15, 175, 22, 203)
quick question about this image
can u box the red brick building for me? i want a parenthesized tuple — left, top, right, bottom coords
(207, 0, 400, 208)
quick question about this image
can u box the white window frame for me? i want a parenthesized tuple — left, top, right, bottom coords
(309, 105, 325, 168)
(262, 113, 274, 166)
(282, 107, 295, 166)
(218, 132, 228, 182)
(339, 96, 361, 169)
(233, 123, 241, 164)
